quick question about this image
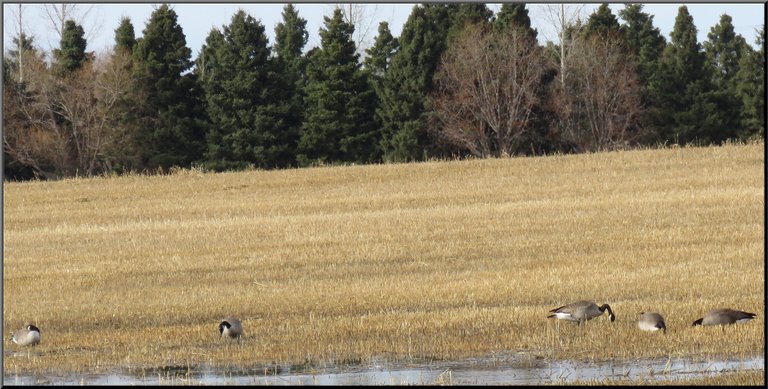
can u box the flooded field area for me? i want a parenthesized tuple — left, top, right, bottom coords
(3, 352, 764, 385)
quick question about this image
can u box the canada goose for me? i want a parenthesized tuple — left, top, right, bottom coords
(547, 300, 616, 325)
(692, 308, 756, 326)
(638, 312, 666, 333)
(10, 324, 41, 346)
(219, 317, 243, 339)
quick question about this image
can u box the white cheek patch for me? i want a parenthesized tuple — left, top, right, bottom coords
(736, 318, 754, 324)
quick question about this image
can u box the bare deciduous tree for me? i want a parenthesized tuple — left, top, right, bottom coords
(4, 51, 72, 179)
(41, 4, 103, 51)
(333, 3, 387, 54)
(552, 33, 645, 152)
(93, 49, 141, 173)
(430, 23, 553, 158)
(537, 4, 586, 86)
(3, 46, 137, 178)
(9, 4, 26, 82)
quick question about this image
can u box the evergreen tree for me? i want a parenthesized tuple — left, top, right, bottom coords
(703, 14, 749, 141)
(8, 33, 35, 63)
(446, 3, 493, 43)
(618, 4, 666, 84)
(272, 3, 309, 167)
(651, 6, 718, 145)
(364, 21, 398, 94)
(197, 10, 295, 170)
(132, 4, 206, 170)
(54, 20, 87, 75)
(102, 17, 140, 174)
(494, 3, 537, 39)
(704, 14, 747, 87)
(364, 22, 398, 156)
(618, 4, 667, 144)
(195, 28, 224, 92)
(115, 17, 136, 52)
(274, 3, 308, 62)
(584, 3, 622, 39)
(377, 4, 452, 162)
(7, 32, 35, 82)
(734, 27, 765, 139)
(298, 7, 378, 165)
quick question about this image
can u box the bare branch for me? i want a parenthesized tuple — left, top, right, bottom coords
(40, 4, 102, 52)
(431, 24, 554, 157)
(552, 33, 645, 152)
(333, 3, 383, 55)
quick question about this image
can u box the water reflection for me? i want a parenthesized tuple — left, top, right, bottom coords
(3, 355, 764, 385)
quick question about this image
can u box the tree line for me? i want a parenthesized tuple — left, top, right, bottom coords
(3, 3, 764, 180)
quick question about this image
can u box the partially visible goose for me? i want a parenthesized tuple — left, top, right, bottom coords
(10, 324, 41, 346)
(692, 308, 756, 326)
(547, 300, 616, 325)
(219, 317, 243, 339)
(638, 312, 666, 333)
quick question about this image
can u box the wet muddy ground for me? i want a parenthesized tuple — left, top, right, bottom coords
(3, 351, 764, 385)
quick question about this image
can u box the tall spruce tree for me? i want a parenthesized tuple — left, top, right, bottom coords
(650, 6, 717, 145)
(115, 16, 136, 52)
(105, 16, 140, 174)
(584, 3, 622, 39)
(272, 4, 309, 167)
(8, 33, 34, 65)
(195, 28, 224, 93)
(364, 22, 398, 95)
(197, 10, 294, 170)
(54, 20, 87, 75)
(494, 3, 537, 39)
(298, 7, 378, 165)
(446, 3, 493, 43)
(7, 32, 35, 82)
(274, 4, 308, 62)
(618, 4, 666, 144)
(704, 14, 746, 88)
(703, 14, 748, 141)
(618, 4, 666, 86)
(377, 4, 452, 162)
(364, 22, 398, 155)
(132, 4, 206, 170)
(734, 27, 765, 139)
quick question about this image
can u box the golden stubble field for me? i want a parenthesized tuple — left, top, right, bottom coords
(3, 142, 764, 377)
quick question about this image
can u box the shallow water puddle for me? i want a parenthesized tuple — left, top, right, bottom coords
(3, 355, 764, 385)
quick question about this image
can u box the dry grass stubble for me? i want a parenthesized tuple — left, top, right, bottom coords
(3, 142, 764, 376)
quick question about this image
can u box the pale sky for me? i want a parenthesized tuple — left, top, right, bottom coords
(3, 3, 765, 60)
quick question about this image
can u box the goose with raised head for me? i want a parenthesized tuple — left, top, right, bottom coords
(692, 308, 756, 326)
(547, 300, 616, 325)
(638, 312, 666, 333)
(219, 317, 243, 339)
(10, 324, 41, 346)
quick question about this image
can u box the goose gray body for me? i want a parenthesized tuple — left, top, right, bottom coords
(692, 308, 756, 326)
(219, 317, 243, 338)
(638, 312, 666, 333)
(10, 324, 41, 346)
(547, 300, 616, 325)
